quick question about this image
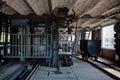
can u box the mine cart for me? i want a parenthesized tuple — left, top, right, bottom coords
(80, 40, 101, 60)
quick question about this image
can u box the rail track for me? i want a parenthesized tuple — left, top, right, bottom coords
(3, 62, 29, 80)
(4, 61, 40, 80)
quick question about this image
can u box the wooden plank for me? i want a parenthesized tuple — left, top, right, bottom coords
(26, 0, 49, 15)
(70, 0, 100, 17)
(101, 20, 119, 27)
(0, 4, 16, 15)
(2, 0, 32, 15)
(23, 0, 37, 15)
(81, 19, 101, 27)
(102, 5, 120, 17)
(86, 0, 120, 17)
(89, 19, 115, 28)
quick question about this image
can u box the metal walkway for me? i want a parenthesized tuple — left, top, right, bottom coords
(32, 58, 112, 80)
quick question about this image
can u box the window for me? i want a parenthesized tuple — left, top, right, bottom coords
(0, 27, 10, 43)
(102, 25, 115, 50)
(85, 31, 92, 40)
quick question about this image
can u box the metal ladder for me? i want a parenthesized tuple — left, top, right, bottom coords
(72, 29, 91, 54)
(72, 28, 82, 54)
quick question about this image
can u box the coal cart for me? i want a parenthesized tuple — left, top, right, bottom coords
(80, 40, 101, 60)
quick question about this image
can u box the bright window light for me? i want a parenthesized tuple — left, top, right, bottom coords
(102, 25, 115, 50)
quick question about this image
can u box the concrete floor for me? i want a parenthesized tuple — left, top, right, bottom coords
(33, 58, 113, 80)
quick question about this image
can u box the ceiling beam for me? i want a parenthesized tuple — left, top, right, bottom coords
(0, 1, 20, 15)
(81, 13, 120, 27)
(80, 13, 120, 28)
(78, 19, 88, 26)
(81, 19, 101, 27)
(89, 19, 111, 28)
(67, 14, 119, 27)
(67, 0, 78, 15)
(69, 14, 119, 28)
(2, 0, 32, 15)
(78, 15, 119, 19)
(48, 0, 52, 15)
(7, 15, 55, 20)
(101, 20, 119, 27)
(0, 4, 17, 15)
(68, 0, 78, 9)
(102, 5, 120, 17)
(2, 14, 76, 21)
(89, 19, 118, 28)
(79, 0, 100, 17)
(26, 0, 50, 15)
(23, 0, 37, 15)
(68, 0, 84, 15)
(72, 0, 100, 17)
(51, 0, 74, 12)
(85, 0, 120, 17)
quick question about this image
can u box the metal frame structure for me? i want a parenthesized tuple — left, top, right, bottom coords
(59, 34, 74, 55)
(58, 32, 74, 66)
(3, 33, 52, 58)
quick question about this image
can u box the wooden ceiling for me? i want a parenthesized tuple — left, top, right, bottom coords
(0, 0, 120, 28)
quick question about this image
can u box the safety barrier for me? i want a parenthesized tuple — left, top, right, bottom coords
(3, 34, 52, 58)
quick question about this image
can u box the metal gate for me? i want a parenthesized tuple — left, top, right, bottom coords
(3, 33, 52, 58)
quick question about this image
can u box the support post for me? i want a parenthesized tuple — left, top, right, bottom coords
(4, 25, 8, 57)
(53, 18, 62, 74)
(20, 28, 26, 62)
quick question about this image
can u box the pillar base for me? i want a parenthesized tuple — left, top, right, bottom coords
(54, 71, 62, 74)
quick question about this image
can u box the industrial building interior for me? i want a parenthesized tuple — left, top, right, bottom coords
(0, 0, 120, 80)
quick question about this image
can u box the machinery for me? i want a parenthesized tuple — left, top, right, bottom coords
(59, 28, 74, 66)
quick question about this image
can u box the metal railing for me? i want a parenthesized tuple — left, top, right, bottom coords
(3, 34, 52, 58)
